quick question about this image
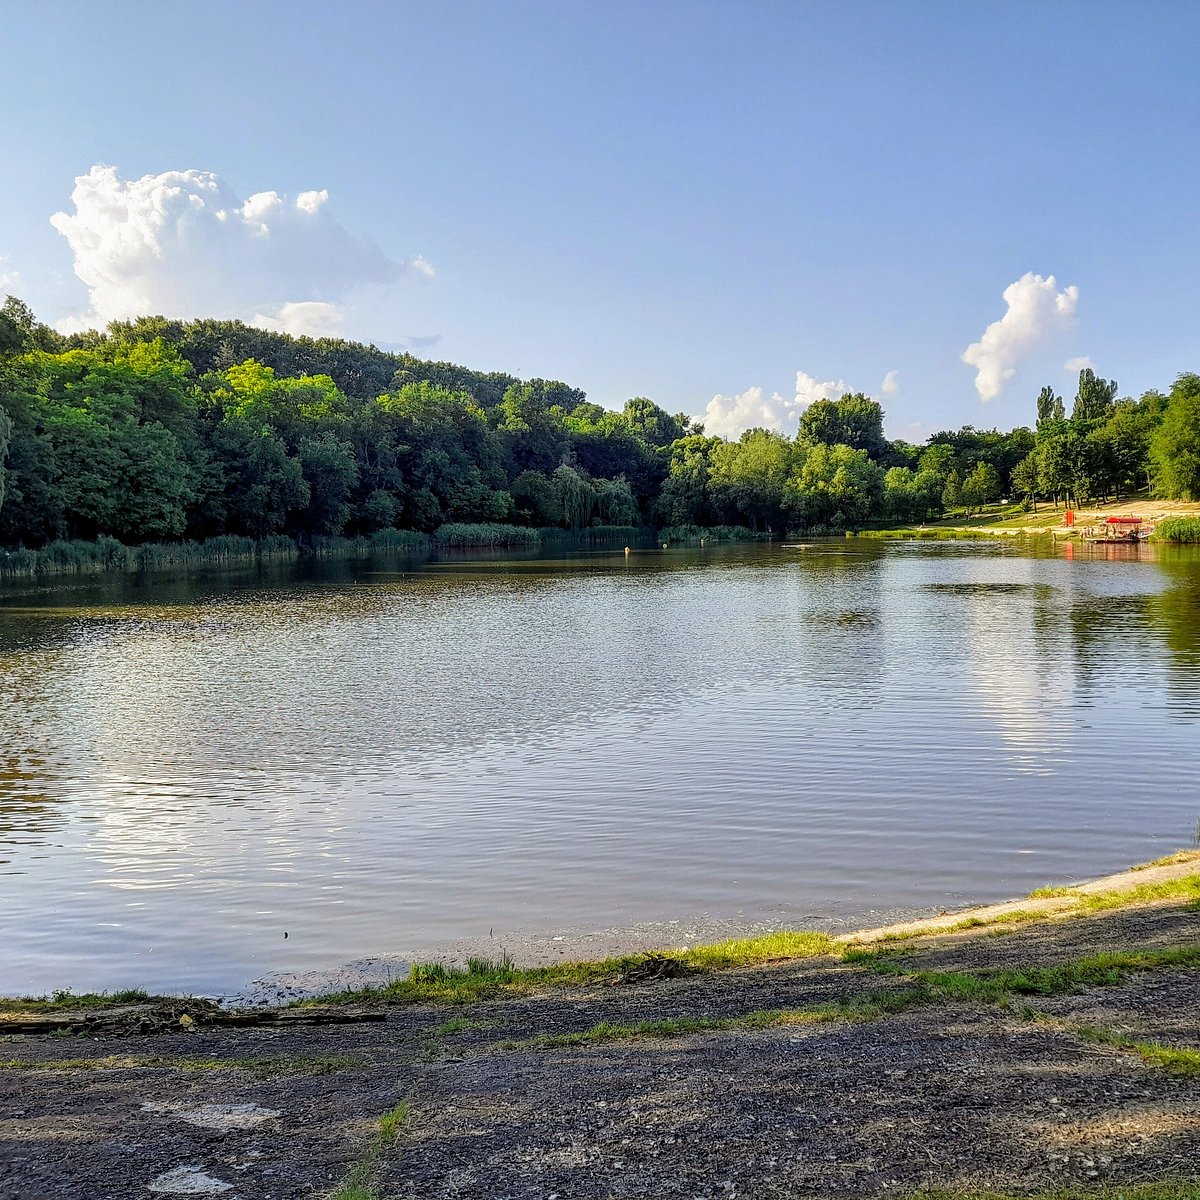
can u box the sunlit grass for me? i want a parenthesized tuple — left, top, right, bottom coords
(845, 944, 1200, 1004)
(916, 1182, 1200, 1200)
(1075, 1027, 1200, 1076)
(306, 933, 836, 1007)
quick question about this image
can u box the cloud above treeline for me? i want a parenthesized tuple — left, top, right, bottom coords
(49, 165, 432, 335)
(961, 272, 1079, 402)
(702, 370, 850, 440)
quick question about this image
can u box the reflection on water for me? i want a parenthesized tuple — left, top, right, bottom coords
(1, 539, 1198, 995)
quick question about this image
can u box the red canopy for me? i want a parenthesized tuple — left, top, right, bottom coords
(1105, 516, 1143, 524)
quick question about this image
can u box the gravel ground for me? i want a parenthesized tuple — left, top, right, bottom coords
(1, 901, 1197, 1200)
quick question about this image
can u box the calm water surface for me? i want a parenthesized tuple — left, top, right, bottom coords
(1, 539, 1198, 995)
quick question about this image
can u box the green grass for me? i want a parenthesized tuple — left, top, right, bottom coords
(506, 993, 924, 1050)
(330, 1100, 411, 1200)
(1074, 1027, 1200, 1077)
(1154, 516, 1200, 544)
(1133, 850, 1200, 871)
(915, 1182, 1200, 1200)
(1028, 885, 1082, 899)
(306, 933, 836, 1007)
(1079, 875, 1200, 911)
(0, 1053, 363, 1076)
(846, 944, 1200, 1004)
(0, 988, 157, 1014)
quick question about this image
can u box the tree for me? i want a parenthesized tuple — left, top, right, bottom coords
(622, 398, 690, 449)
(1150, 374, 1200, 500)
(1072, 368, 1119, 423)
(653, 435, 721, 527)
(941, 468, 962, 512)
(1035, 385, 1065, 427)
(787, 443, 884, 528)
(707, 429, 795, 529)
(798, 394, 888, 459)
(1011, 451, 1040, 510)
(959, 462, 1001, 515)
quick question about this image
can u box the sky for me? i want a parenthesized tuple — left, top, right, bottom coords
(2, 0, 1198, 441)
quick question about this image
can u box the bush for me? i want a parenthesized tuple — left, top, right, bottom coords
(1153, 516, 1200, 543)
(433, 523, 542, 548)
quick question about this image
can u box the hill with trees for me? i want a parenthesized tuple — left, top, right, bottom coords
(2, 295, 1198, 560)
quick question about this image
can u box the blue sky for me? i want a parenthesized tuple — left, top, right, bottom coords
(2, 1, 1197, 439)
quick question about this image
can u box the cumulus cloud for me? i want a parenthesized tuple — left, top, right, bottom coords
(1064, 355, 1095, 373)
(0, 256, 21, 294)
(50, 165, 430, 333)
(961, 273, 1079, 402)
(881, 370, 900, 395)
(701, 370, 848, 440)
(251, 301, 345, 339)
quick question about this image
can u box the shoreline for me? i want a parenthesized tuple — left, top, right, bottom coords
(5, 849, 1196, 1021)
(2, 850, 1198, 1199)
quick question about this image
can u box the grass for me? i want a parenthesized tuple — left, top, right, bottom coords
(504, 993, 924, 1050)
(1133, 850, 1200, 870)
(0, 988, 158, 1014)
(1076, 874, 1200, 912)
(306, 933, 836, 1007)
(915, 1183, 1200, 1200)
(1154, 516, 1200, 544)
(517, 943, 1200, 1053)
(845, 944, 1200, 1004)
(1074, 1026, 1200, 1077)
(330, 1100, 411, 1200)
(0, 1053, 363, 1076)
(432, 523, 542, 548)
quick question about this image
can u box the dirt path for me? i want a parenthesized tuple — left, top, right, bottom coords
(2, 868, 1198, 1199)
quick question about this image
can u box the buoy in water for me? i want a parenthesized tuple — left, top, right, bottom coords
(624, 546, 631, 556)
(662, 542, 668, 549)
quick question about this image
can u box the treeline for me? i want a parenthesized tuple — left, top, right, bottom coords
(1007, 371, 1200, 510)
(3, 295, 1200, 553)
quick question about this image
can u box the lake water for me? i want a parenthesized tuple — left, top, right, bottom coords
(1, 539, 1198, 998)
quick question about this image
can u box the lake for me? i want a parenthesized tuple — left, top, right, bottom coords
(1, 538, 1197, 998)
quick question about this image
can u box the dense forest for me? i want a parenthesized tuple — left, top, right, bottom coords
(2, 294, 1200, 558)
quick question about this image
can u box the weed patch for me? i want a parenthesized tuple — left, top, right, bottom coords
(331, 1100, 411, 1200)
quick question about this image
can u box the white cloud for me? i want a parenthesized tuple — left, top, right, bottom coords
(881, 370, 900, 395)
(1064, 355, 1095, 373)
(961, 273, 1079, 402)
(251, 301, 344, 339)
(701, 370, 848, 440)
(49, 164, 431, 333)
(0, 256, 21, 294)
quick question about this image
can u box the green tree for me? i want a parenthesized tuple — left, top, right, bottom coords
(1011, 450, 1040, 509)
(1072, 368, 1118, 423)
(708, 429, 795, 529)
(798, 394, 887, 459)
(787, 443, 884, 528)
(941, 468, 962, 512)
(1035, 385, 1065, 427)
(1150, 374, 1200, 500)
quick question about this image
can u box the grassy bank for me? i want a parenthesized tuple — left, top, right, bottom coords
(0, 523, 658, 577)
(0, 529, 432, 577)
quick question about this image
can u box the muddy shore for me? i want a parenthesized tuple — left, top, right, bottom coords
(2, 857, 1197, 1200)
